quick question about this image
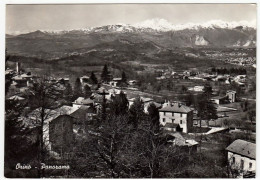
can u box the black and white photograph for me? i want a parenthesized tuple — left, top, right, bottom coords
(4, 3, 257, 178)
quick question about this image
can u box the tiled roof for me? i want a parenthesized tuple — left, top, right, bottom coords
(159, 104, 192, 113)
(226, 139, 256, 159)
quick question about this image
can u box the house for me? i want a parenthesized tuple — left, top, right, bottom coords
(12, 75, 28, 88)
(70, 105, 96, 133)
(226, 139, 256, 177)
(211, 96, 228, 104)
(72, 97, 94, 108)
(159, 101, 193, 133)
(58, 78, 70, 85)
(166, 132, 198, 153)
(109, 78, 123, 87)
(48, 115, 74, 156)
(188, 86, 204, 92)
(23, 105, 79, 157)
(226, 90, 236, 103)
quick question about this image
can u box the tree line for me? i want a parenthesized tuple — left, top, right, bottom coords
(211, 67, 247, 75)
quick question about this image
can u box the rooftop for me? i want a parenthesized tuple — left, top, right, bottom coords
(159, 103, 192, 113)
(112, 78, 122, 81)
(226, 139, 256, 159)
(70, 106, 96, 120)
(74, 97, 94, 105)
(8, 95, 25, 101)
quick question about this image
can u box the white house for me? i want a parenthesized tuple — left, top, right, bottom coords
(159, 101, 193, 133)
(226, 139, 256, 177)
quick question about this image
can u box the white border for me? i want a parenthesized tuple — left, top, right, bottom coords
(0, 1, 259, 180)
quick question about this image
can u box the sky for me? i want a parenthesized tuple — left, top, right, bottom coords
(6, 4, 257, 34)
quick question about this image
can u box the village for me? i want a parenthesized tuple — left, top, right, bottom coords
(5, 61, 256, 178)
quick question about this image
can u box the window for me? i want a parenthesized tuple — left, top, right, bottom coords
(180, 120, 182, 124)
(163, 118, 166, 122)
(172, 119, 174, 123)
(172, 112, 174, 117)
(232, 157, 235, 164)
(180, 113, 182, 117)
(241, 160, 244, 170)
(249, 162, 252, 169)
(164, 112, 166, 116)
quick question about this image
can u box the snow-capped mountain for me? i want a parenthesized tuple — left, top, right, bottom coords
(9, 18, 256, 36)
(133, 18, 256, 31)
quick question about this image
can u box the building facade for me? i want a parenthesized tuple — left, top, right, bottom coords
(226, 139, 256, 177)
(49, 115, 74, 155)
(159, 102, 193, 133)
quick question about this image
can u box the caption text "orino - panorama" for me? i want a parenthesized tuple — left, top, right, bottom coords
(16, 163, 70, 170)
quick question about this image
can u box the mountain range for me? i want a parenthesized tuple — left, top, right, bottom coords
(6, 19, 256, 59)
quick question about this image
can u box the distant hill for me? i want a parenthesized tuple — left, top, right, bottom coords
(6, 19, 256, 59)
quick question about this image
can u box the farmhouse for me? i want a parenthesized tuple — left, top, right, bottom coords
(159, 101, 193, 133)
(226, 139, 255, 177)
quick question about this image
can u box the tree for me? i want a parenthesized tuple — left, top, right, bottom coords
(181, 85, 188, 93)
(83, 84, 92, 99)
(90, 72, 98, 84)
(109, 91, 129, 115)
(247, 109, 256, 123)
(222, 119, 230, 128)
(129, 97, 145, 128)
(5, 73, 13, 95)
(29, 77, 64, 177)
(63, 82, 73, 101)
(203, 83, 213, 100)
(101, 64, 110, 83)
(88, 114, 132, 178)
(121, 71, 127, 83)
(73, 77, 83, 99)
(5, 99, 38, 178)
(147, 103, 160, 133)
(198, 98, 218, 122)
